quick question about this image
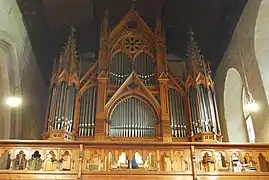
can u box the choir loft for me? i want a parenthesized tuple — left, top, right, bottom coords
(43, 7, 222, 143)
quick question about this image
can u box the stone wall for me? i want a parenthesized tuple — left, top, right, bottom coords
(0, 0, 47, 139)
(214, 0, 269, 142)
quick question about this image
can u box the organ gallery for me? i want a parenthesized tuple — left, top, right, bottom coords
(43, 7, 221, 143)
(1, 7, 269, 180)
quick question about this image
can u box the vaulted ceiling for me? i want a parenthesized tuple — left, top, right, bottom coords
(17, 0, 247, 85)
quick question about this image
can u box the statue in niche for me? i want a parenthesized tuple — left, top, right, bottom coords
(145, 153, 157, 170)
(231, 153, 242, 172)
(161, 152, 171, 171)
(0, 150, 11, 169)
(215, 152, 228, 172)
(28, 151, 42, 170)
(243, 153, 256, 172)
(201, 152, 214, 172)
(173, 151, 186, 172)
(88, 151, 101, 171)
(44, 150, 58, 171)
(131, 152, 144, 169)
(105, 152, 117, 170)
(13, 150, 27, 170)
(59, 151, 72, 171)
(258, 153, 269, 172)
(117, 152, 128, 169)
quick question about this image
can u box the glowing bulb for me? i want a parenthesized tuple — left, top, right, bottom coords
(5, 96, 22, 107)
(246, 100, 258, 112)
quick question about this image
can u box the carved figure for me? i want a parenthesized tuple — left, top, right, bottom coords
(202, 152, 214, 172)
(118, 152, 128, 168)
(145, 153, 157, 170)
(258, 153, 269, 172)
(231, 153, 242, 172)
(215, 152, 227, 171)
(161, 152, 171, 171)
(0, 150, 11, 169)
(59, 151, 72, 171)
(243, 153, 256, 171)
(88, 151, 101, 171)
(131, 152, 143, 169)
(173, 151, 186, 171)
(13, 150, 27, 170)
(28, 151, 42, 170)
(44, 150, 58, 171)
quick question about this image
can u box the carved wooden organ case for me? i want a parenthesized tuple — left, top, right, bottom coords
(43, 8, 222, 142)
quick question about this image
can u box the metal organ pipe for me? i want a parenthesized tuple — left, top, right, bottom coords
(78, 87, 97, 136)
(189, 86, 199, 134)
(207, 88, 217, 133)
(168, 88, 187, 138)
(211, 90, 221, 133)
(134, 53, 155, 86)
(66, 84, 76, 132)
(109, 97, 156, 137)
(47, 86, 58, 131)
(109, 52, 132, 85)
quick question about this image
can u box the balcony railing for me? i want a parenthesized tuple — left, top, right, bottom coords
(0, 140, 268, 180)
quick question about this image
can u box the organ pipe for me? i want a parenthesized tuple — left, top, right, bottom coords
(189, 86, 200, 134)
(109, 52, 132, 85)
(109, 97, 156, 137)
(78, 87, 97, 136)
(168, 88, 187, 138)
(46, 82, 77, 132)
(134, 52, 156, 86)
(188, 84, 220, 135)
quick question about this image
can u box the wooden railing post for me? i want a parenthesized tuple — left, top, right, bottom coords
(77, 144, 83, 179)
(190, 145, 197, 180)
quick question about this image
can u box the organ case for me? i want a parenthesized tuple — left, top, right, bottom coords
(43, 8, 221, 143)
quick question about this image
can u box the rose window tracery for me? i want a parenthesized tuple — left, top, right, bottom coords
(123, 37, 144, 53)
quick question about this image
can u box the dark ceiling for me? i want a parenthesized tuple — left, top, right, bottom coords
(17, 0, 247, 85)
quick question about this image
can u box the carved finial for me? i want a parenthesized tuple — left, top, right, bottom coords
(61, 25, 79, 76)
(101, 9, 109, 35)
(155, 2, 163, 36)
(131, 0, 137, 10)
(207, 60, 212, 75)
(187, 28, 204, 76)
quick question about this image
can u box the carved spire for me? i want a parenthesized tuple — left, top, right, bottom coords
(131, 0, 137, 10)
(50, 58, 59, 84)
(187, 28, 204, 77)
(61, 25, 79, 76)
(155, 12, 163, 36)
(101, 9, 109, 35)
(206, 60, 212, 75)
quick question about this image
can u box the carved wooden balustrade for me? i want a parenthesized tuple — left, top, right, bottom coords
(0, 140, 268, 180)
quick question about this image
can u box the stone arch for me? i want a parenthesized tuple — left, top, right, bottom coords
(223, 68, 248, 142)
(254, 0, 269, 104)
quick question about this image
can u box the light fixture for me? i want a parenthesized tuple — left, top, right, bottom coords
(5, 96, 22, 107)
(239, 46, 258, 113)
(246, 93, 258, 112)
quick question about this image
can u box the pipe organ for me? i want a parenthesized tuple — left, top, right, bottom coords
(43, 8, 222, 143)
